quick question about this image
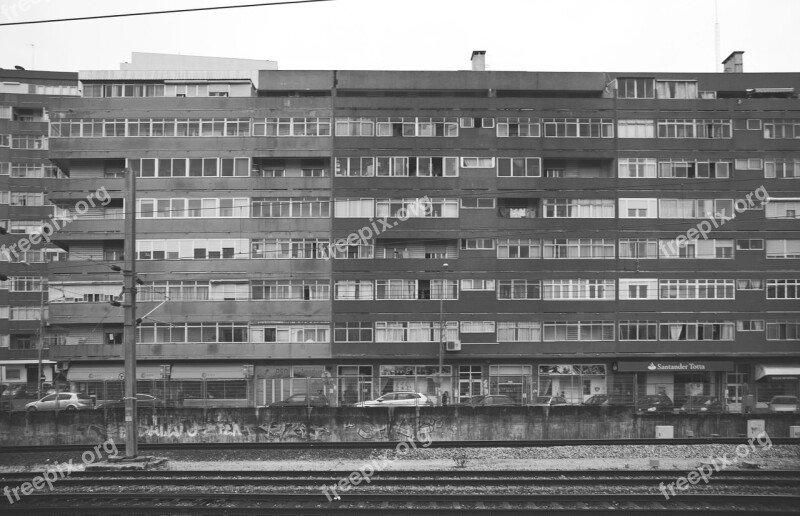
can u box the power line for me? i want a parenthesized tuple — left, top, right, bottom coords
(0, 0, 335, 27)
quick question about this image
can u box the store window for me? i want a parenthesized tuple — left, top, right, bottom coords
(489, 365, 532, 404)
(537, 364, 607, 404)
(379, 365, 452, 405)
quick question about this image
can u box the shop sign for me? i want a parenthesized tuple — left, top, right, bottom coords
(615, 360, 733, 372)
(538, 364, 606, 376)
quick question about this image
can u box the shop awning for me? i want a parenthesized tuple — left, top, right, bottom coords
(171, 364, 249, 380)
(0, 360, 56, 365)
(66, 364, 164, 382)
(755, 364, 800, 381)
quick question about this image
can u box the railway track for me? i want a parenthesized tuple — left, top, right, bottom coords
(5, 492, 800, 515)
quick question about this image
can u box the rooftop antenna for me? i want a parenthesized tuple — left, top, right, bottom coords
(714, 0, 720, 72)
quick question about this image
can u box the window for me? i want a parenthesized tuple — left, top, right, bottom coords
(619, 321, 658, 340)
(496, 117, 541, 137)
(0, 191, 7, 204)
(617, 120, 655, 138)
(251, 197, 330, 218)
(251, 280, 329, 301)
(252, 117, 331, 137)
(618, 78, 654, 99)
(543, 279, 615, 300)
(137, 239, 249, 261)
(334, 198, 375, 218)
(497, 239, 541, 259)
(497, 280, 541, 300)
(251, 238, 329, 260)
(375, 321, 458, 342)
(737, 320, 765, 331)
(736, 239, 764, 250)
(764, 159, 800, 178)
(658, 199, 733, 219)
(766, 321, 800, 340)
(619, 198, 657, 218)
(0, 163, 8, 176)
(497, 157, 541, 177)
(0, 306, 8, 319)
(655, 80, 698, 99)
(542, 321, 614, 341)
(461, 238, 494, 250)
(767, 279, 800, 299)
(334, 322, 373, 342)
(659, 322, 735, 341)
(766, 201, 800, 219)
(763, 120, 799, 139)
(737, 279, 764, 290)
(659, 279, 735, 300)
(335, 157, 375, 177)
(618, 279, 658, 300)
(618, 158, 657, 178)
(543, 239, 615, 259)
(10, 307, 45, 320)
(543, 199, 615, 218)
(543, 118, 614, 138)
(497, 322, 541, 342)
(460, 321, 495, 333)
(461, 157, 495, 168)
(9, 277, 43, 292)
(657, 119, 732, 139)
(375, 117, 458, 137)
(334, 280, 374, 300)
(461, 279, 495, 291)
(0, 106, 11, 119)
(735, 158, 763, 170)
(11, 135, 47, 149)
(257, 324, 329, 343)
(619, 238, 658, 259)
(335, 117, 375, 136)
(376, 198, 456, 218)
(766, 239, 800, 259)
(658, 238, 733, 259)
(461, 198, 495, 209)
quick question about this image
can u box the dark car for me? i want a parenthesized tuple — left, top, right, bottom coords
(269, 393, 329, 408)
(635, 394, 673, 413)
(582, 394, 629, 406)
(457, 394, 517, 407)
(1, 385, 39, 411)
(680, 395, 723, 414)
(533, 396, 569, 407)
(96, 393, 168, 410)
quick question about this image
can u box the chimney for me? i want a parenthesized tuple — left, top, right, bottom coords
(471, 50, 486, 71)
(722, 51, 744, 73)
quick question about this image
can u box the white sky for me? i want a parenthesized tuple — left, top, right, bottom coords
(0, 0, 798, 73)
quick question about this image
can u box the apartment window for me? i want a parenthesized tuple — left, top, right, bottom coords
(659, 199, 733, 219)
(497, 322, 541, 342)
(334, 280, 374, 300)
(250, 238, 329, 260)
(460, 321, 495, 333)
(375, 321, 458, 342)
(0, 106, 11, 119)
(659, 322, 735, 341)
(736, 239, 764, 250)
(0, 306, 8, 319)
(0, 134, 9, 147)
(543, 279, 615, 300)
(657, 119, 731, 139)
(543, 199, 615, 218)
(375, 117, 458, 137)
(252, 117, 331, 137)
(461, 198, 495, 209)
(543, 321, 614, 341)
(459, 117, 474, 128)
(659, 239, 733, 259)
(737, 279, 764, 290)
(737, 320, 765, 331)
(659, 279, 735, 300)
(0, 191, 7, 204)
(334, 322, 373, 342)
(332, 241, 374, 260)
(766, 200, 800, 219)
(543, 118, 614, 138)
(10, 307, 45, 320)
(251, 197, 330, 218)
(259, 324, 329, 343)
(543, 238, 615, 259)
(9, 277, 43, 292)
(618, 279, 658, 300)
(766, 321, 800, 340)
(497, 280, 541, 300)
(497, 239, 541, 259)
(497, 157, 541, 177)
(250, 280, 329, 301)
(735, 158, 763, 170)
(618, 78, 654, 99)
(619, 198, 657, 218)
(461, 157, 495, 168)
(334, 198, 375, 218)
(766, 239, 800, 259)
(763, 120, 799, 139)
(655, 80, 698, 99)
(767, 279, 800, 299)
(618, 321, 658, 340)
(461, 279, 495, 291)
(618, 119, 655, 138)
(460, 238, 494, 250)
(764, 159, 800, 178)
(375, 280, 417, 300)
(0, 163, 8, 176)
(618, 158, 657, 178)
(375, 198, 456, 218)
(335, 117, 375, 136)
(496, 117, 541, 137)
(335, 157, 375, 177)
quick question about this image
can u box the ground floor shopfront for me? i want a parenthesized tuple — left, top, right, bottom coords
(56, 359, 800, 410)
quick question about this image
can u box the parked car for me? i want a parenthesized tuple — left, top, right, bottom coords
(1, 385, 39, 411)
(582, 394, 629, 406)
(532, 396, 569, 407)
(679, 395, 723, 413)
(457, 394, 517, 407)
(26, 393, 95, 411)
(96, 393, 169, 410)
(636, 394, 674, 413)
(768, 395, 799, 413)
(354, 392, 432, 407)
(269, 393, 329, 408)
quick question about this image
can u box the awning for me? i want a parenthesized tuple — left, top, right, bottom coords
(755, 364, 800, 381)
(171, 364, 249, 380)
(66, 364, 164, 382)
(0, 360, 56, 365)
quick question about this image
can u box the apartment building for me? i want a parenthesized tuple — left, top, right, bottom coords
(0, 68, 79, 394)
(28, 51, 800, 410)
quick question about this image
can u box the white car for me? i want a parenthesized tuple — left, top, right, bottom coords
(26, 393, 95, 411)
(354, 392, 432, 407)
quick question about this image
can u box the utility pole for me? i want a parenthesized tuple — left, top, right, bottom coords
(123, 168, 138, 458)
(37, 278, 46, 398)
(438, 263, 448, 397)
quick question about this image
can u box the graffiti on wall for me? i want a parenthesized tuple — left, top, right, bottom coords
(344, 415, 456, 441)
(256, 421, 331, 441)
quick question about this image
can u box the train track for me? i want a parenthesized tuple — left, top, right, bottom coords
(5, 493, 800, 515)
(2, 437, 799, 453)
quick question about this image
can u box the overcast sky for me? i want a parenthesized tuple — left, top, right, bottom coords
(0, 0, 798, 74)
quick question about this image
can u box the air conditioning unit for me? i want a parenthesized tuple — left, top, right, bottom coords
(445, 340, 461, 352)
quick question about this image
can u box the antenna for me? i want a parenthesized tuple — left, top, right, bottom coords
(714, 0, 720, 72)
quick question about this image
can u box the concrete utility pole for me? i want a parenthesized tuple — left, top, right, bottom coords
(438, 263, 448, 380)
(123, 168, 138, 458)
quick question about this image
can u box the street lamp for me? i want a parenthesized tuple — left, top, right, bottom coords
(438, 263, 449, 387)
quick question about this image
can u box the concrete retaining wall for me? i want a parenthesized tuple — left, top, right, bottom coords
(1, 407, 799, 446)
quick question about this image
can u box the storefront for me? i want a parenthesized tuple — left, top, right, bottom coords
(458, 365, 483, 403)
(615, 360, 732, 409)
(754, 364, 800, 402)
(378, 364, 452, 405)
(337, 365, 373, 405)
(537, 364, 607, 404)
(258, 365, 332, 406)
(488, 365, 532, 404)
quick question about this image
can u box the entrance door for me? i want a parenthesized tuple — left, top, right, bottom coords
(458, 365, 482, 403)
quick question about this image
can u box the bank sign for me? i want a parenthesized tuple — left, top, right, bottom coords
(615, 361, 733, 373)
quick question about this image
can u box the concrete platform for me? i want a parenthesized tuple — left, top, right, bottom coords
(85, 456, 167, 471)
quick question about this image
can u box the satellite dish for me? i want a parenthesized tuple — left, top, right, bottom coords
(14, 65, 25, 70)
